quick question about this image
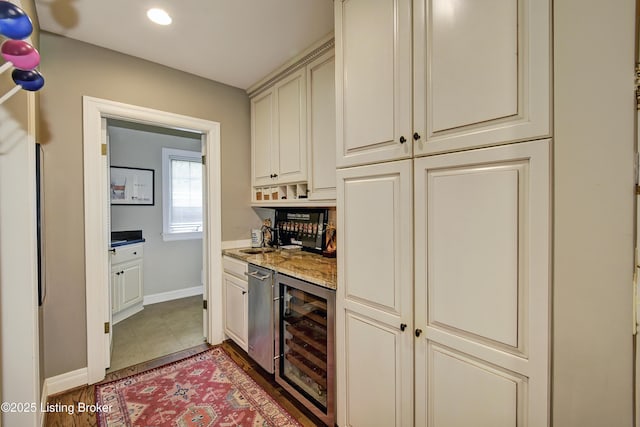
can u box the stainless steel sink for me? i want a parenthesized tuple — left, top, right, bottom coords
(240, 247, 276, 254)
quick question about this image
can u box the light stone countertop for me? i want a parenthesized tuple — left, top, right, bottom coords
(222, 247, 337, 290)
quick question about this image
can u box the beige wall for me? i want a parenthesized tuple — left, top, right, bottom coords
(38, 33, 256, 377)
(554, 0, 635, 425)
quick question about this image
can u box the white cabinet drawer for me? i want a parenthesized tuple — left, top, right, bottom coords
(111, 243, 144, 265)
(222, 255, 248, 281)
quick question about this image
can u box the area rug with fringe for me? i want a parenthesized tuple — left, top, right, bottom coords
(95, 346, 301, 427)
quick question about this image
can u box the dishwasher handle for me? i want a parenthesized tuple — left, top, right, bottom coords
(245, 270, 271, 281)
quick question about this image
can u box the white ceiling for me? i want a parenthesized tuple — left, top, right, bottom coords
(33, 0, 335, 90)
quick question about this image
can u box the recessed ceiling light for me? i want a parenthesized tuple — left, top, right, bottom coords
(147, 8, 172, 26)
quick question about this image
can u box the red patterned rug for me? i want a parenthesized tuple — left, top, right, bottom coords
(95, 346, 301, 426)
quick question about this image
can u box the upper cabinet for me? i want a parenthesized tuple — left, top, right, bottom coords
(251, 87, 276, 187)
(335, 0, 412, 168)
(251, 69, 307, 187)
(307, 51, 337, 200)
(335, 0, 551, 167)
(249, 35, 336, 205)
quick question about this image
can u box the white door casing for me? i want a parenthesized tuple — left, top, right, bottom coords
(102, 117, 112, 368)
(413, 140, 551, 427)
(83, 96, 222, 384)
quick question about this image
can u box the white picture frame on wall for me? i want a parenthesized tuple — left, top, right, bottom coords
(110, 166, 155, 205)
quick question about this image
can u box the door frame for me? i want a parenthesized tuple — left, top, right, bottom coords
(82, 96, 223, 384)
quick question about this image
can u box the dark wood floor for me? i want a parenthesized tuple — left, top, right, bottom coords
(44, 340, 323, 426)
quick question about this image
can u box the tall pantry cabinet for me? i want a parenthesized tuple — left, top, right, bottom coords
(335, 1, 551, 426)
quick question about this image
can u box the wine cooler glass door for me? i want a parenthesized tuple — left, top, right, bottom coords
(276, 273, 335, 426)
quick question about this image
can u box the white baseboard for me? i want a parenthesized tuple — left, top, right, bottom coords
(221, 239, 251, 249)
(143, 285, 203, 305)
(112, 303, 144, 325)
(43, 367, 88, 397)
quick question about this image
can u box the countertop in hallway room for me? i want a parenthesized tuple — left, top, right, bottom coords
(222, 248, 336, 290)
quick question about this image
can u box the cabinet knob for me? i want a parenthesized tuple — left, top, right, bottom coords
(415, 328, 423, 337)
(270, 174, 274, 178)
(399, 136, 407, 144)
(413, 132, 421, 141)
(400, 323, 407, 331)
(273, 173, 278, 178)
(242, 291, 247, 295)
(133, 251, 137, 255)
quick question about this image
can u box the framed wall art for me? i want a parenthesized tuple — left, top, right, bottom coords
(110, 166, 155, 205)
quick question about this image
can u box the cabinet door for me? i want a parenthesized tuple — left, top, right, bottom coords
(252, 88, 276, 186)
(413, 140, 550, 427)
(336, 160, 414, 426)
(413, 0, 550, 155)
(223, 273, 248, 351)
(335, 0, 412, 167)
(307, 51, 337, 200)
(118, 261, 143, 311)
(275, 69, 307, 183)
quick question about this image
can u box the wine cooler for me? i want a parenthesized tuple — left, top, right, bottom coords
(275, 273, 335, 426)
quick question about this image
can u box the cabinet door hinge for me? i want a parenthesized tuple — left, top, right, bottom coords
(201, 155, 206, 165)
(203, 299, 208, 310)
(101, 143, 107, 156)
(104, 322, 110, 334)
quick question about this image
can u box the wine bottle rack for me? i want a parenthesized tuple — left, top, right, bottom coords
(276, 273, 335, 426)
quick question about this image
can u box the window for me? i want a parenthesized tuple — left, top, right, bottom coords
(162, 147, 203, 241)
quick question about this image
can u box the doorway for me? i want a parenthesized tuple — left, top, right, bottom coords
(82, 96, 223, 384)
(106, 119, 205, 371)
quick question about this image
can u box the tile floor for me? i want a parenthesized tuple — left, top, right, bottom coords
(108, 295, 205, 372)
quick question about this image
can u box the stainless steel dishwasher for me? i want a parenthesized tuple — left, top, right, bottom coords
(247, 263, 277, 373)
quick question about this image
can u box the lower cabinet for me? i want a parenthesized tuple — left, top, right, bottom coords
(111, 243, 144, 324)
(222, 256, 248, 351)
(337, 141, 551, 426)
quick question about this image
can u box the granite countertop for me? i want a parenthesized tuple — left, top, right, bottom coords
(222, 247, 337, 290)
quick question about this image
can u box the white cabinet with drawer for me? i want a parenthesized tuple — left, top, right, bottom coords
(222, 255, 249, 351)
(111, 243, 144, 324)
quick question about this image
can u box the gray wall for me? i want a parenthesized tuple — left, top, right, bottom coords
(109, 123, 203, 296)
(553, 0, 635, 425)
(38, 33, 257, 378)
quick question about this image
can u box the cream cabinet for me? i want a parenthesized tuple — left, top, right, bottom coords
(110, 243, 144, 324)
(336, 159, 414, 426)
(251, 68, 307, 189)
(335, 0, 412, 167)
(222, 256, 248, 351)
(307, 51, 337, 200)
(335, 0, 551, 167)
(251, 87, 276, 187)
(249, 35, 336, 205)
(337, 141, 551, 427)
